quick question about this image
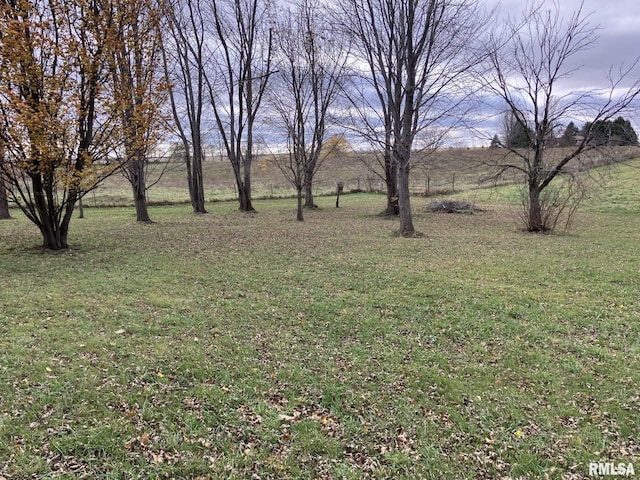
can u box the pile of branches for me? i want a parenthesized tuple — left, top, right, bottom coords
(426, 199, 481, 214)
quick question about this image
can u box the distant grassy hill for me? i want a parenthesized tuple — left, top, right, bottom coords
(86, 146, 639, 208)
(582, 159, 640, 214)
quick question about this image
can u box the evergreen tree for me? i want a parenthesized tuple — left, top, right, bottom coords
(560, 121, 578, 146)
(506, 121, 532, 148)
(612, 117, 638, 145)
(583, 117, 638, 146)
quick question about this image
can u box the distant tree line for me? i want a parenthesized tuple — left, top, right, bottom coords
(492, 116, 638, 149)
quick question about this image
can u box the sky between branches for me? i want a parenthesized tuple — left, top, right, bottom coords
(493, 0, 640, 91)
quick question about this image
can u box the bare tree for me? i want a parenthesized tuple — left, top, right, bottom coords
(482, 1, 640, 232)
(161, 0, 208, 214)
(206, 0, 274, 212)
(269, 0, 349, 220)
(110, 0, 168, 223)
(340, 0, 487, 235)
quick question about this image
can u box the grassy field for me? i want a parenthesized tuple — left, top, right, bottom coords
(86, 145, 639, 209)
(0, 159, 639, 479)
(84, 147, 526, 207)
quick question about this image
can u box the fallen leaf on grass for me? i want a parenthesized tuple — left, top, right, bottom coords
(140, 432, 151, 446)
(125, 432, 152, 450)
(151, 452, 164, 464)
(278, 412, 301, 422)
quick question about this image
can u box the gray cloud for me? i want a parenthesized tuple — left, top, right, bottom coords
(491, 0, 640, 90)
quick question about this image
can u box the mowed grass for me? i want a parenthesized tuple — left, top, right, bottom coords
(1, 163, 639, 478)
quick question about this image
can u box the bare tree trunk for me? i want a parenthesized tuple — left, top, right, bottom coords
(396, 162, 414, 234)
(240, 156, 255, 212)
(303, 156, 320, 208)
(130, 157, 151, 223)
(184, 147, 196, 208)
(39, 224, 62, 249)
(229, 162, 255, 212)
(234, 159, 255, 212)
(0, 174, 10, 219)
(296, 187, 304, 221)
(384, 155, 399, 215)
(304, 182, 315, 208)
(304, 167, 317, 208)
(33, 176, 68, 250)
(238, 185, 253, 212)
(39, 223, 65, 250)
(192, 146, 207, 213)
(528, 184, 544, 232)
(59, 193, 76, 249)
(183, 144, 207, 214)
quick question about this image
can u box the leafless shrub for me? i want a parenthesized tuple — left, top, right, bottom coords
(518, 174, 587, 233)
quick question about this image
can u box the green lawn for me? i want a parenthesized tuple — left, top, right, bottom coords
(0, 162, 639, 479)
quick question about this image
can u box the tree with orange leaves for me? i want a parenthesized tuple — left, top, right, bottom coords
(0, 0, 128, 249)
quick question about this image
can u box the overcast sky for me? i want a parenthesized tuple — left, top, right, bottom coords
(491, 0, 640, 90)
(455, 0, 640, 146)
